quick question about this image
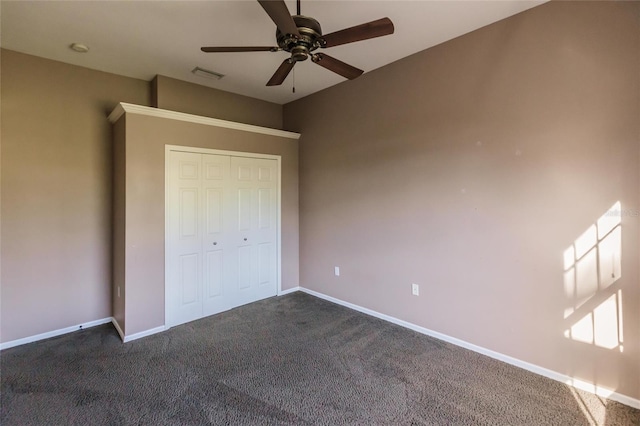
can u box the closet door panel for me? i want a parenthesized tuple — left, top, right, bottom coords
(237, 245, 254, 290)
(202, 154, 232, 316)
(253, 158, 278, 299)
(230, 156, 278, 305)
(237, 188, 253, 231)
(180, 254, 199, 304)
(204, 250, 223, 298)
(167, 151, 204, 326)
(258, 188, 272, 229)
(258, 242, 273, 287)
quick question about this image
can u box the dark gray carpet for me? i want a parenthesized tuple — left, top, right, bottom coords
(1, 292, 639, 425)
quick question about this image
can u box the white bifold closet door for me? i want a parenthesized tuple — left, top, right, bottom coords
(166, 150, 278, 328)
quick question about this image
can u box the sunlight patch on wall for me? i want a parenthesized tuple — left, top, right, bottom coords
(563, 202, 623, 352)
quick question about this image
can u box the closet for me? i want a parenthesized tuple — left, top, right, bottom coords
(109, 102, 299, 342)
(166, 149, 278, 327)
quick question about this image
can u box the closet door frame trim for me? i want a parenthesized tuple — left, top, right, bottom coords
(164, 145, 283, 329)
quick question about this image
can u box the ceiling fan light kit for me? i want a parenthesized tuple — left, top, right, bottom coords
(201, 0, 394, 87)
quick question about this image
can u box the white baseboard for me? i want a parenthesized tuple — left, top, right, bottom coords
(278, 286, 300, 296)
(3, 289, 637, 409)
(121, 325, 166, 343)
(298, 287, 640, 410)
(0, 317, 113, 350)
(1, 316, 166, 348)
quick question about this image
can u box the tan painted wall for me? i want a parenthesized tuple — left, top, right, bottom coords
(153, 75, 283, 130)
(0, 50, 290, 343)
(119, 113, 299, 336)
(112, 117, 127, 333)
(0, 50, 149, 342)
(284, 1, 639, 401)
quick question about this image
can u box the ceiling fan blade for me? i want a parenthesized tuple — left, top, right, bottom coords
(201, 46, 278, 53)
(320, 17, 394, 48)
(312, 53, 363, 80)
(266, 59, 296, 86)
(258, 0, 300, 37)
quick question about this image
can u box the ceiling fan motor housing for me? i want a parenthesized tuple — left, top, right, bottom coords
(276, 15, 322, 62)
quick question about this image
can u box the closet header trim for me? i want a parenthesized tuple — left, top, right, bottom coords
(108, 103, 301, 140)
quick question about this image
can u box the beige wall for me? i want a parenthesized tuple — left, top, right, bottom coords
(0, 50, 149, 342)
(0, 50, 290, 343)
(118, 113, 299, 336)
(153, 75, 283, 130)
(112, 117, 127, 333)
(284, 1, 639, 401)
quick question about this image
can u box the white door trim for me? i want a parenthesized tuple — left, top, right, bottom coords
(164, 145, 282, 329)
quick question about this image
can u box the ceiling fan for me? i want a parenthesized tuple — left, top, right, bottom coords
(201, 0, 394, 86)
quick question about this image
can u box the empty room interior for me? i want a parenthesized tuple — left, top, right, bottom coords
(1, 1, 639, 424)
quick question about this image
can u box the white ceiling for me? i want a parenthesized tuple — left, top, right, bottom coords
(1, 0, 545, 105)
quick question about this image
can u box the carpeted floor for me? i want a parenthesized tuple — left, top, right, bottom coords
(1, 292, 639, 425)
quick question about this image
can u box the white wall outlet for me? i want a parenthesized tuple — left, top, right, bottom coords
(335, 266, 340, 276)
(412, 283, 419, 296)
(117, 286, 121, 298)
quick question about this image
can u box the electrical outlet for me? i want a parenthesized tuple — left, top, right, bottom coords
(117, 286, 121, 298)
(412, 283, 419, 296)
(335, 266, 340, 276)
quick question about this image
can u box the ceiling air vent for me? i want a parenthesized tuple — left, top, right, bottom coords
(192, 66, 225, 80)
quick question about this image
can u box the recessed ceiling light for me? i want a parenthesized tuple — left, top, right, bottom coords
(192, 66, 225, 80)
(69, 43, 89, 53)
